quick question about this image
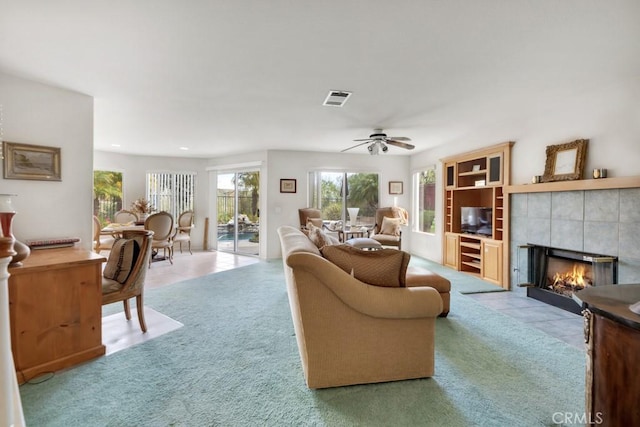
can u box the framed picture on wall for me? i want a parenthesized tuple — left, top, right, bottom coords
(542, 139, 588, 182)
(280, 178, 296, 193)
(2, 141, 62, 181)
(389, 181, 403, 195)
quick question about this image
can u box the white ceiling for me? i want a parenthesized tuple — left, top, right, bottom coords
(1, 1, 639, 158)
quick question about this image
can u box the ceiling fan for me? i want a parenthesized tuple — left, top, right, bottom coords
(342, 129, 415, 154)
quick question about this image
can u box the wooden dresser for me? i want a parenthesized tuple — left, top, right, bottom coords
(8, 248, 106, 383)
(574, 285, 640, 426)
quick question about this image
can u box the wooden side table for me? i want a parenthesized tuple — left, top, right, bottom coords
(8, 247, 106, 383)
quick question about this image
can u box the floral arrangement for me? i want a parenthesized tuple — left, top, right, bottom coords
(131, 197, 156, 214)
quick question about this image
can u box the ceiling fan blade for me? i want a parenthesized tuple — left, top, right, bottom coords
(341, 140, 373, 152)
(386, 139, 415, 150)
(352, 138, 375, 142)
(386, 136, 411, 142)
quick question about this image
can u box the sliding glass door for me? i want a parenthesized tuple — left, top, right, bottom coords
(309, 171, 378, 227)
(216, 171, 260, 256)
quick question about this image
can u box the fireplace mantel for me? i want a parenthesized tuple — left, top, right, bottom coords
(505, 176, 640, 194)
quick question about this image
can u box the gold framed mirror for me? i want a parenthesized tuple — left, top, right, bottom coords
(542, 139, 588, 182)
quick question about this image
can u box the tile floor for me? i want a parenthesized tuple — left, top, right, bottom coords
(143, 249, 259, 290)
(467, 284, 586, 350)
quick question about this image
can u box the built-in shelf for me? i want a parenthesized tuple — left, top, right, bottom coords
(505, 176, 640, 194)
(441, 141, 512, 289)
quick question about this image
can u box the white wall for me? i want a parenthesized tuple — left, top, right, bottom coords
(265, 150, 411, 259)
(94, 151, 210, 249)
(0, 72, 94, 249)
(410, 76, 640, 263)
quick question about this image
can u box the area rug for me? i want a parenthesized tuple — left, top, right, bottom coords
(19, 260, 583, 426)
(410, 256, 507, 294)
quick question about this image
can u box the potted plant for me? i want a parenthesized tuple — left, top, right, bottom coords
(131, 197, 156, 221)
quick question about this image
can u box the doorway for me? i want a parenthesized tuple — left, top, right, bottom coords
(216, 171, 260, 256)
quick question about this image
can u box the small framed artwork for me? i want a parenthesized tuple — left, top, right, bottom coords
(280, 178, 296, 193)
(3, 141, 62, 181)
(389, 181, 403, 195)
(542, 139, 588, 182)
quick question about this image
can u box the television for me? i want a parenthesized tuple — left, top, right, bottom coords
(461, 207, 492, 237)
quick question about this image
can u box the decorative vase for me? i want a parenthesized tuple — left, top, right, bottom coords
(0, 194, 31, 267)
(347, 207, 360, 227)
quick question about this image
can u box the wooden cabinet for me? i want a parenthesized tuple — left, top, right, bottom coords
(441, 142, 513, 289)
(481, 239, 502, 284)
(443, 232, 459, 268)
(8, 248, 106, 383)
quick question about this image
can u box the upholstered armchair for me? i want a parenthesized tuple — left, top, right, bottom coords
(102, 230, 154, 332)
(298, 208, 323, 231)
(298, 208, 341, 241)
(369, 207, 408, 249)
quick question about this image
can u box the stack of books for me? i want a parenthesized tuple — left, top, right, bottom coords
(25, 237, 81, 250)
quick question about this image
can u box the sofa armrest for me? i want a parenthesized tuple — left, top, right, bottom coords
(286, 252, 443, 319)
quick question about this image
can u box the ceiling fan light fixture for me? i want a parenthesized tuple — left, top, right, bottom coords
(342, 129, 415, 153)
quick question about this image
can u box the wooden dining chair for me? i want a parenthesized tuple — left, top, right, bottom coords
(93, 215, 116, 253)
(144, 211, 174, 266)
(101, 229, 154, 332)
(113, 209, 139, 224)
(173, 210, 194, 254)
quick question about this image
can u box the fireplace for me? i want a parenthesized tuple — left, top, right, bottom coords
(519, 245, 618, 315)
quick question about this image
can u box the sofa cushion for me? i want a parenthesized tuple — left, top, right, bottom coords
(306, 218, 324, 229)
(380, 216, 402, 236)
(103, 237, 140, 284)
(321, 244, 410, 287)
(307, 223, 339, 249)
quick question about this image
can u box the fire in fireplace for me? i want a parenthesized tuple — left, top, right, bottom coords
(519, 245, 617, 315)
(547, 258, 592, 296)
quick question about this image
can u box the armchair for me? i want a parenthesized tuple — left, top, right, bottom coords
(369, 207, 408, 249)
(298, 208, 341, 241)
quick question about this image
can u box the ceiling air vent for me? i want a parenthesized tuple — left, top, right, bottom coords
(322, 90, 352, 107)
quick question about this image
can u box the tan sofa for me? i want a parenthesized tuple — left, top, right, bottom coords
(278, 225, 445, 389)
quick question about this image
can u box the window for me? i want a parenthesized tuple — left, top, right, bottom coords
(93, 170, 123, 227)
(308, 171, 379, 226)
(415, 167, 436, 233)
(146, 171, 196, 219)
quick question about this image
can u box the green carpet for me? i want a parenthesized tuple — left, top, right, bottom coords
(19, 260, 583, 426)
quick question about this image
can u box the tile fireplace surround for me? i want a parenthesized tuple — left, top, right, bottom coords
(509, 187, 640, 287)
